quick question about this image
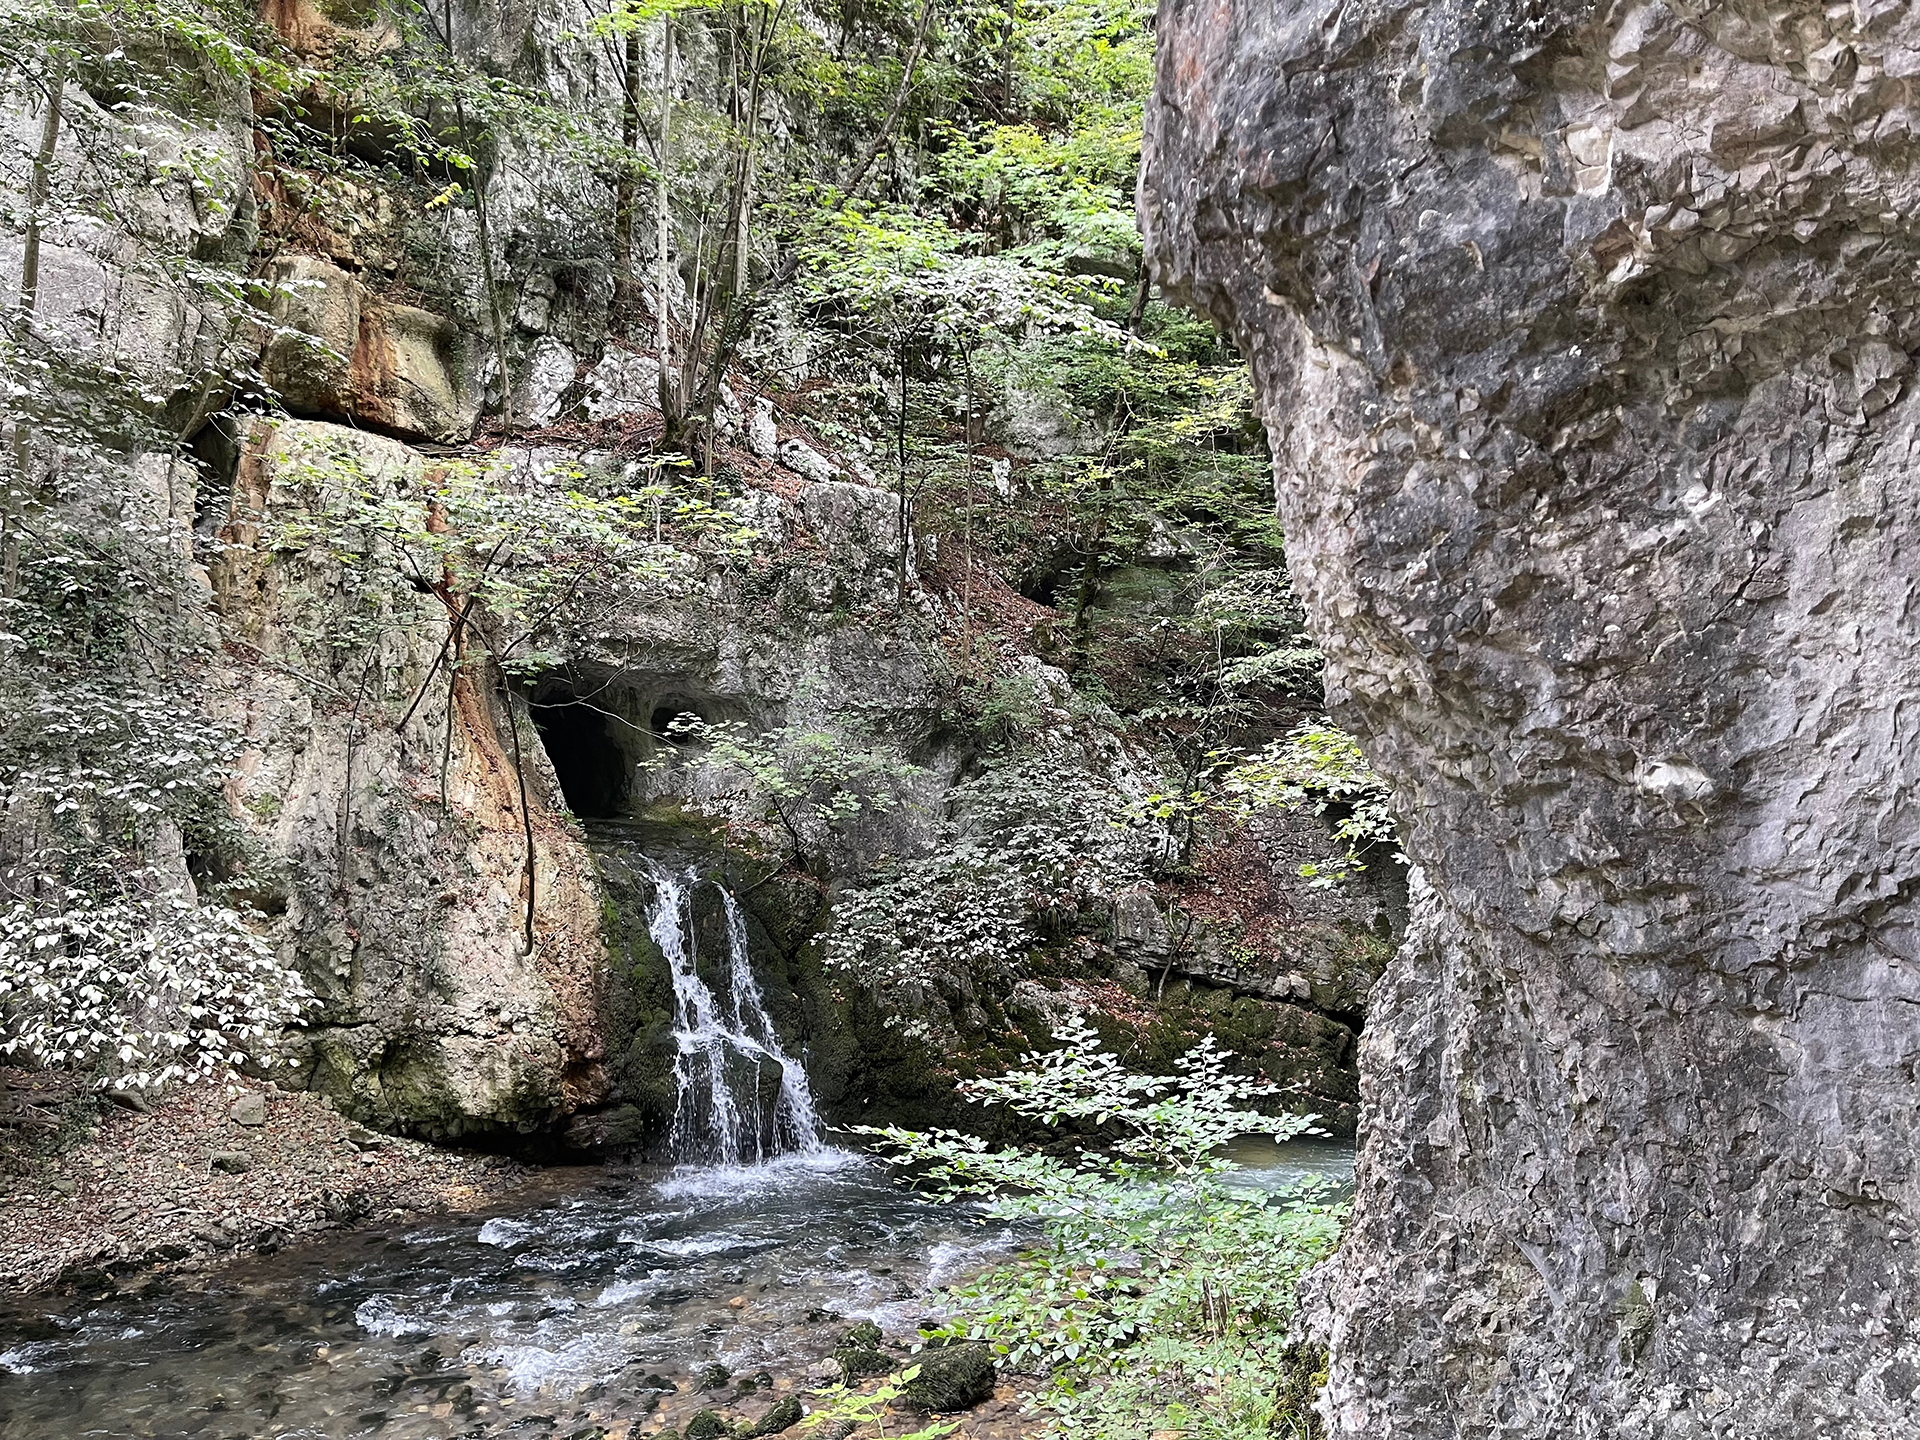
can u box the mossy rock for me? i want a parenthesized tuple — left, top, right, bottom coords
(750, 1396, 802, 1436)
(695, 1361, 733, 1391)
(897, 1342, 995, 1412)
(835, 1346, 894, 1381)
(685, 1411, 729, 1440)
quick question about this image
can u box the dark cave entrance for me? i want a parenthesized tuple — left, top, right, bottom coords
(530, 691, 631, 819)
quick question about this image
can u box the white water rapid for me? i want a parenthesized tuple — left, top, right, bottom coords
(634, 857, 826, 1164)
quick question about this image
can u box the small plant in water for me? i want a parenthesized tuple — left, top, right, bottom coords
(857, 1019, 1346, 1439)
(802, 1364, 960, 1439)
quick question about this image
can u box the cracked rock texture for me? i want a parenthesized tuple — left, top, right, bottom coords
(1142, 1, 1920, 1435)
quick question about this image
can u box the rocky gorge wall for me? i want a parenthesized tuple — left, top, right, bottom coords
(1143, 1, 1920, 1435)
(4, 0, 1405, 1166)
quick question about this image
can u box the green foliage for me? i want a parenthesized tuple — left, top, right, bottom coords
(646, 713, 926, 869)
(861, 1021, 1343, 1439)
(1128, 723, 1398, 886)
(823, 762, 1151, 1026)
(1217, 725, 1400, 886)
(800, 1363, 958, 1439)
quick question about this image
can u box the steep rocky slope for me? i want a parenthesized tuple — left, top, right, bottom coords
(1143, 1, 1920, 1434)
(4, 0, 1399, 1173)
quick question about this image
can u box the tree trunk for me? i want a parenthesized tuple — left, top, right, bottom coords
(6, 51, 68, 599)
(653, 14, 676, 423)
(613, 26, 641, 287)
(1143, 3, 1920, 1436)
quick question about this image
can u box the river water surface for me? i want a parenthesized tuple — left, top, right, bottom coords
(0, 1139, 1352, 1439)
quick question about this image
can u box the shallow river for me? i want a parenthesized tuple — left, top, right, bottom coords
(0, 1140, 1352, 1439)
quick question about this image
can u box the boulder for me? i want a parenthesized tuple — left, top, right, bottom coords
(746, 396, 779, 458)
(833, 1321, 893, 1381)
(750, 1397, 801, 1436)
(584, 349, 664, 421)
(259, 255, 477, 444)
(777, 438, 837, 485)
(896, 1343, 994, 1413)
(1143, 1, 1920, 1435)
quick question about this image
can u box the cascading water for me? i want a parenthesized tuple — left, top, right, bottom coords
(630, 854, 825, 1165)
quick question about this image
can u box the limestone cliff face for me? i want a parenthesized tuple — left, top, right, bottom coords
(1142, 2, 1920, 1435)
(208, 418, 611, 1136)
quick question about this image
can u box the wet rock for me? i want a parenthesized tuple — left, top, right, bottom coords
(896, 1342, 994, 1413)
(684, 1410, 728, 1440)
(190, 1221, 234, 1250)
(694, 1361, 732, 1391)
(835, 1347, 893, 1382)
(832, 1318, 894, 1380)
(228, 1093, 267, 1127)
(209, 1150, 252, 1174)
(750, 1396, 801, 1436)
(320, 1188, 368, 1223)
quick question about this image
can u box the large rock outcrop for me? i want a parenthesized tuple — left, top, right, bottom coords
(1143, 2, 1920, 1436)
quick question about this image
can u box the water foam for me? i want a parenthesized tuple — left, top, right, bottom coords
(477, 1217, 535, 1248)
(652, 1145, 868, 1201)
(626, 856, 828, 1165)
(353, 1295, 433, 1339)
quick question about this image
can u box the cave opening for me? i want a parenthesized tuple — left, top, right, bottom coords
(530, 693, 631, 819)
(649, 698, 709, 744)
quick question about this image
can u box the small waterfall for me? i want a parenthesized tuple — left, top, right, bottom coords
(632, 856, 825, 1165)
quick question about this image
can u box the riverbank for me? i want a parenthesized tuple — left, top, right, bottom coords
(0, 1071, 534, 1294)
(1, 1144, 1050, 1438)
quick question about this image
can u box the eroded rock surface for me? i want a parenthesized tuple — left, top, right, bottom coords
(1143, 2, 1920, 1435)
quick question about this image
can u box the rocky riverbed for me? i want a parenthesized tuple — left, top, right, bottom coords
(0, 1147, 1054, 1439)
(1, 1073, 532, 1295)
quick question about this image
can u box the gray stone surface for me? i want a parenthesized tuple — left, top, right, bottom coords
(1142, 1, 1920, 1436)
(228, 1093, 267, 1128)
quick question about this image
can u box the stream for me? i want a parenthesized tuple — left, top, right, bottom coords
(0, 859, 1355, 1438)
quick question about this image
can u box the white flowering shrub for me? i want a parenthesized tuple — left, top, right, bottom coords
(824, 762, 1153, 994)
(0, 884, 314, 1090)
(0, 675, 316, 1091)
(0, 679, 240, 826)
